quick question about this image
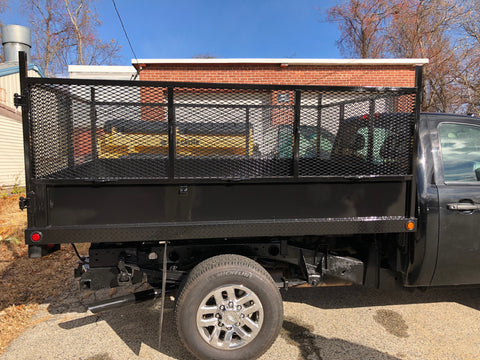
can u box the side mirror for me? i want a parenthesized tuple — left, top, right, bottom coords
(475, 168, 480, 181)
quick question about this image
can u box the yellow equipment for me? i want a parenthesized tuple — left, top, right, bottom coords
(98, 120, 254, 159)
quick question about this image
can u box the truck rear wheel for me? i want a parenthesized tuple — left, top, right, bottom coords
(175, 254, 283, 360)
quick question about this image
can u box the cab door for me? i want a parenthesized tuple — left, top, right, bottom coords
(432, 120, 480, 285)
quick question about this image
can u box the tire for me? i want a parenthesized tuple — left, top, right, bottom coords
(175, 254, 283, 360)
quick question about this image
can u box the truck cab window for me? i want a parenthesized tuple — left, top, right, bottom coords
(439, 123, 480, 183)
(277, 125, 334, 159)
(355, 127, 395, 164)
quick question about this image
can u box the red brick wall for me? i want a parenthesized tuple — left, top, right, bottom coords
(138, 63, 416, 87)
(136, 62, 417, 123)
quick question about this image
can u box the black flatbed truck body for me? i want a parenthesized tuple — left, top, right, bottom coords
(16, 53, 420, 248)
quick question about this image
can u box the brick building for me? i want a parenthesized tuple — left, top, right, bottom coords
(133, 58, 428, 87)
(130, 58, 427, 124)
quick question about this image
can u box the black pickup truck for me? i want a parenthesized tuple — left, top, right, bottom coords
(14, 51, 480, 360)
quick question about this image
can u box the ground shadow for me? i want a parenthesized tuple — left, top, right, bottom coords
(281, 318, 400, 360)
(55, 296, 403, 360)
(282, 285, 480, 312)
(57, 296, 196, 360)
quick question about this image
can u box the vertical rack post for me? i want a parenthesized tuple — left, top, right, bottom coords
(293, 90, 301, 178)
(90, 88, 98, 161)
(167, 87, 175, 179)
(18, 51, 32, 186)
(66, 96, 75, 169)
(245, 107, 250, 157)
(316, 93, 323, 158)
(367, 99, 376, 163)
(18, 51, 35, 226)
(407, 66, 424, 218)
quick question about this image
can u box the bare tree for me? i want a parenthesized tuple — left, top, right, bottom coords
(21, 0, 121, 76)
(62, 0, 121, 66)
(325, 0, 391, 58)
(386, 0, 461, 112)
(457, 0, 480, 115)
(324, 0, 472, 113)
(63, 0, 86, 64)
(22, 0, 68, 76)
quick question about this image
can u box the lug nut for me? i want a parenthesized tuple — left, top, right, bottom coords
(237, 305, 242, 311)
(228, 301, 234, 308)
(240, 314, 245, 318)
(219, 305, 225, 311)
(215, 313, 221, 318)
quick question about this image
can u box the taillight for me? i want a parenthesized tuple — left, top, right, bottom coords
(31, 232, 42, 242)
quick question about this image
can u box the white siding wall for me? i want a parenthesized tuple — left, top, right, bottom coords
(0, 69, 40, 187)
(0, 69, 40, 110)
(0, 114, 25, 186)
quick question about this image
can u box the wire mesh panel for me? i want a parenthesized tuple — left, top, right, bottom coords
(298, 90, 416, 177)
(29, 84, 71, 178)
(26, 80, 417, 182)
(173, 88, 293, 178)
(28, 82, 168, 180)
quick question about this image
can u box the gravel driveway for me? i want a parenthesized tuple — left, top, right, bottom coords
(2, 284, 480, 360)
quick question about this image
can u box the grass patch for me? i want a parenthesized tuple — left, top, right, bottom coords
(0, 194, 26, 250)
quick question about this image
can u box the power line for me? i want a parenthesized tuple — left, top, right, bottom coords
(112, 0, 140, 78)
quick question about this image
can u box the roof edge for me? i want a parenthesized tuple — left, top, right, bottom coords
(132, 58, 429, 67)
(0, 62, 45, 78)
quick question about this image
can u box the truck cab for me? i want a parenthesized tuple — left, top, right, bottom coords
(325, 112, 480, 288)
(412, 113, 480, 287)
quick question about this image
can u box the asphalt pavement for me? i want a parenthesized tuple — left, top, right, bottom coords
(2, 284, 480, 360)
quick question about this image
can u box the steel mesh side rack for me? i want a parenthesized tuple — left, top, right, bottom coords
(25, 80, 417, 183)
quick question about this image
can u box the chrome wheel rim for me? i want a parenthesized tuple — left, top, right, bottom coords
(196, 284, 264, 350)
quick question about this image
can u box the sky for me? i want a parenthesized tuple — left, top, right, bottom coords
(0, 0, 342, 66)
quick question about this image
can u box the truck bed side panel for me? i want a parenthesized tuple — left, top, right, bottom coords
(46, 182, 407, 226)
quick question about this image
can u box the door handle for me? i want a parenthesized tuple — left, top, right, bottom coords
(447, 203, 480, 211)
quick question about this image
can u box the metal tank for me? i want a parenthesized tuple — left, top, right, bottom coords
(2, 24, 31, 62)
